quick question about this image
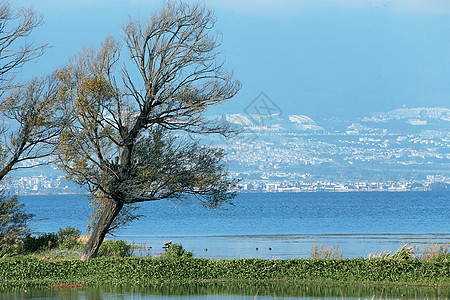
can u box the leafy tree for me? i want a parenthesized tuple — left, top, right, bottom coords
(56, 1, 240, 259)
(0, 193, 34, 245)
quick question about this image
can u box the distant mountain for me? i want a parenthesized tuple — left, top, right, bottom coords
(362, 107, 450, 123)
(225, 113, 324, 132)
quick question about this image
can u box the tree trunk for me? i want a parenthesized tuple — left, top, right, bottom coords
(81, 200, 124, 260)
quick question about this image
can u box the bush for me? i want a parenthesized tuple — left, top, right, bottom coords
(98, 240, 132, 257)
(165, 243, 193, 259)
(0, 245, 18, 258)
(21, 233, 58, 253)
(57, 227, 82, 250)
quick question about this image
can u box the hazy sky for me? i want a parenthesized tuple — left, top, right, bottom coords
(12, 0, 450, 120)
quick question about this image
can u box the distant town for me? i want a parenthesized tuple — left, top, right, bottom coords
(232, 177, 447, 193)
(3, 107, 449, 195)
(3, 173, 447, 195)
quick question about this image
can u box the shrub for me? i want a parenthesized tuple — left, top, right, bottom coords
(21, 233, 58, 253)
(0, 245, 18, 258)
(165, 243, 193, 259)
(57, 227, 82, 250)
(98, 240, 132, 257)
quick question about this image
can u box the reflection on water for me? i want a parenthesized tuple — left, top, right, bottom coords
(1, 282, 448, 299)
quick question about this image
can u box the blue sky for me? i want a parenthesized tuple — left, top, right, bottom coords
(12, 0, 450, 119)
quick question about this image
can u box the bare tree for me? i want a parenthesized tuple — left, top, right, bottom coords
(0, 75, 64, 181)
(0, 2, 47, 93)
(56, 1, 241, 260)
(0, 2, 65, 246)
(0, 2, 65, 182)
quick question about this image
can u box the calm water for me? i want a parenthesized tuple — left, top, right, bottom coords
(1, 282, 448, 299)
(20, 191, 450, 259)
(5, 192, 450, 299)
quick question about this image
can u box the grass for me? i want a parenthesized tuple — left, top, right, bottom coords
(364, 242, 450, 261)
(311, 243, 343, 259)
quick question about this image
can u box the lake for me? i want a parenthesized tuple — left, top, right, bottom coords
(19, 191, 449, 259)
(1, 282, 448, 299)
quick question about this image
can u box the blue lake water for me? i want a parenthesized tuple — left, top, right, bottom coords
(20, 191, 450, 259)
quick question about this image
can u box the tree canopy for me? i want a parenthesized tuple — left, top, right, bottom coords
(56, 1, 241, 259)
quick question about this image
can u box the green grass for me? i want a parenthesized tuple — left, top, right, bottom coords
(0, 256, 448, 287)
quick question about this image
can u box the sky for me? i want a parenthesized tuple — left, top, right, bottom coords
(11, 0, 450, 120)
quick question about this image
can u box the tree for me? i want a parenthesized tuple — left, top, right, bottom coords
(0, 2, 64, 245)
(0, 193, 34, 246)
(56, 1, 241, 260)
(0, 75, 64, 181)
(0, 2, 47, 94)
(0, 2, 63, 180)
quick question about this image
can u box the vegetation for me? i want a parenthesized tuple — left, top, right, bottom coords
(165, 243, 193, 259)
(0, 256, 448, 287)
(0, 2, 64, 182)
(0, 1, 446, 292)
(0, 226, 137, 260)
(0, 238, 448, 287)
(98, 240, 132, 258)
(365, 242, 449, 261)
(0, 194, 35, 247)
(55, 0, 240, 260)
(57, 227, 82, 250)
(0, 2, 65, 256)
(0, 282, 448, 300)
(311, 243, 343, 260)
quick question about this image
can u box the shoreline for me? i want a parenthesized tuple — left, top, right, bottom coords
(14, 189, 450, 196)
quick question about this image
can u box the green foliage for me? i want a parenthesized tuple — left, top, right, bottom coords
(436, 253, 450, 263)
(0, 194, 34, 246)
(20, 227, 83, 254)
(98, 240, 132, 257)
(0, 245, 18, 258)
(57, 227, 82, 250)
(3, 226, 135, 259)
(165, 243, 193, 259)
(0, 257, 447, 286)
(391, 243, 415, 260)
(21, 233, 58, 253)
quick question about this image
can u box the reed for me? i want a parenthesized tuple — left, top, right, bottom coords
(416, 241, 449, 261)
(365, 242, 449, 261)
(310, 242, 343, 259)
